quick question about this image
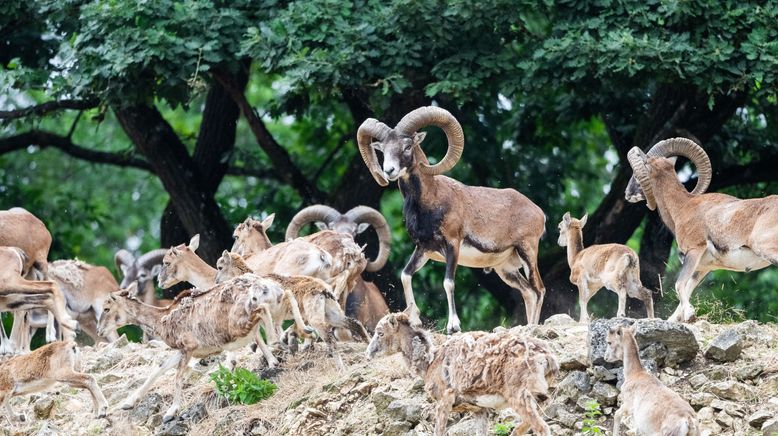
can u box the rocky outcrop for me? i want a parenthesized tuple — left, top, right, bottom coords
(588, 318, 699, 368)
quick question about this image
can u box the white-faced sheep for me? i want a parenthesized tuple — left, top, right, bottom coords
(558, 212, 654, 322)
(626, 137, 778, 321)
(366, 313, 558, 435)
(604, 324, 699, 435)
(357, 107, 547, 332)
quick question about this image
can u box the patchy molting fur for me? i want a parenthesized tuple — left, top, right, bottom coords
(366, 313, 557, 435)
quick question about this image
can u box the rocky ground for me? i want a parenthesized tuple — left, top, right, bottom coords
(2, 316, 777, 436)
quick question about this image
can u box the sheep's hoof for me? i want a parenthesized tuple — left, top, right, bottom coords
(162, 413, 177, 423)
(95, 407, 108, 418)
(15, 413, 26, 422)
(119, 401, 135, 410)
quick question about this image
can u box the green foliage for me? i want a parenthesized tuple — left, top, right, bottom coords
(210, 365, 277, 405)
(581, 399, 604, 435)
(492, 421, 515, 436)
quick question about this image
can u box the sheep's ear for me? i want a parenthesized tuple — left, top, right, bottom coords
(371, 141, 383, 151)
(189, 234, 200, 252)
(414, 131, 427, 144)
(356, 223, 370, 234)
(580, 214, 588, 228)
(562, 212, 571, 224)
(315, 221, 329, 231)
(150, 264, 162, 277)
(221, 250, 230, 257)
(126, 282, 140, 300)
(261, 213, 275, 230)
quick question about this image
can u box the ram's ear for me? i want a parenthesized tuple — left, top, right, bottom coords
(150, 264, 162, 277)
(580, 214, 588, 228)
(414, 131, 427, 144)
(126, 282, 140, 300)
(315, 222, 329, 231)
(356, 223, 370, 234)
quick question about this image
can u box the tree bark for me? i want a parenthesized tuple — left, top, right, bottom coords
(114, 104, 233, 264)
(160, 69, 248, 257)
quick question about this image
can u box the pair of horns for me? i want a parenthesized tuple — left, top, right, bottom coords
(285, 205, 391, 272)
(357, 106, 465, 185)
(627, 138, 712, 210)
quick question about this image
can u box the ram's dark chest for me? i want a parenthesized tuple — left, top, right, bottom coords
(400, 175, 447, 252)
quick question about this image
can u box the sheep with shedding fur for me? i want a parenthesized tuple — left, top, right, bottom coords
(558, 212, 654, 322)
(0, 340, 108, 424)
(366, 313, 558, 435)
(605, 324, 699, 435)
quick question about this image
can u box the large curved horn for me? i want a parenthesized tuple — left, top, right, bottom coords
(285, 205, 342, 241)
(646, 137, 711, 195)
(357, 119, 392, 186)
(394, 106, 464, 176)
(344, 206, 392, 272)
(137, 248, 168, 270)
(114, 249, 135, 271)
(627, 147, 657, 210)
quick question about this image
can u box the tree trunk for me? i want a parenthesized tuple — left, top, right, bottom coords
(160, 69, 248, 258)
(114, 104, 233, 264)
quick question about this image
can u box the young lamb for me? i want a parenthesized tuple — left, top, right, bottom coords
(366, 313, 558, 435)
(557, 212, 654, 322)
(604, 324, 699, 435)
(0, 340, 108, 424)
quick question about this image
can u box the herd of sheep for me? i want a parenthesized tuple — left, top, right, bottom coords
(2, 106, 777, 435)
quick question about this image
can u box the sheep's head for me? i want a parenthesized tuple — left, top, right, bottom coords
(243, 276, 283, 314)
(557, 212, 587, 247)
(625, 137, 712, 210)
(115, 248, 166, 296)
(523, 340, 560, 400)
(604, 324, 636, 363)
(285, 205, 392, 272)
(157, 234, 200, 289)
(357, 106, 464, 185)
(97, 283, 138, 337)
(215, 250, 251, 284)
(232, 214, 275, 255)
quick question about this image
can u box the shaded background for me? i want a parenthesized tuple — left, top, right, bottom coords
(2, 0, 777, 334)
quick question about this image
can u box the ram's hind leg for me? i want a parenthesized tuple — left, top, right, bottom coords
(510, 391, 550, 436)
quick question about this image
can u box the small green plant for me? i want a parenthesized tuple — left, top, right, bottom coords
(492, 421, 515, 436)
(210, 365, 278, 405)
(581, 399, 604, 435)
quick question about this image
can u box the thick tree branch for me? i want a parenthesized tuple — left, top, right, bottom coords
(0, 130, 152, 171)
(0, 99, 99, 120)
(212, 67, 325, 203)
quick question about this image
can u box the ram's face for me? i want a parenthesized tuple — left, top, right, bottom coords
(371, 131, 427, 181)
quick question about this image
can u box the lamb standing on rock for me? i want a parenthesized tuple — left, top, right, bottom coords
(558, 212, 654, 323)
(366, 313, 558, 435)
(0, 340, 108, 424)
(604, 324, 699, 436)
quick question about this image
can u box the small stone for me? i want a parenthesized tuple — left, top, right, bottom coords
(386, 399, 422, 425)
(33, 396, 55, 420)
(715, 411, 733, 428)
(371, 391, 398, 413)
(663, 367, 676, 375)
(556, 371, 591, 401)
(705, 380, 754, 401)
(590, 382, 619, 407)
(709, 399, 744, 417)
(110, 334, 130, 348)
(698, 407, 716, 421)
(735, 363, 763, 381)
(156, 419, 189, 436)
(687, 392, 716, 409)
(559, 352, 588, 371)
(575, 395, 596, 411)
(555, 408, 578, 428)
(748, 410, 773, 428)
(763, 418, 778, 434)
(179, 402, 207, 424)
(383, 421, 411, 436)
(591, 366, 617, 382)
(704, 329, 743, 362)
(544, 314, 577, 326)
(689, 373, 709, 389)
(659, 372, 679, 386)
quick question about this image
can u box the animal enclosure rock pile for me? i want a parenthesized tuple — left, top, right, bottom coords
(2, 319, 777, 436)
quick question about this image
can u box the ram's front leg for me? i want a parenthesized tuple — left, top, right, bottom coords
(400, 247, 429, 327)
(442, 242, 461, 334)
